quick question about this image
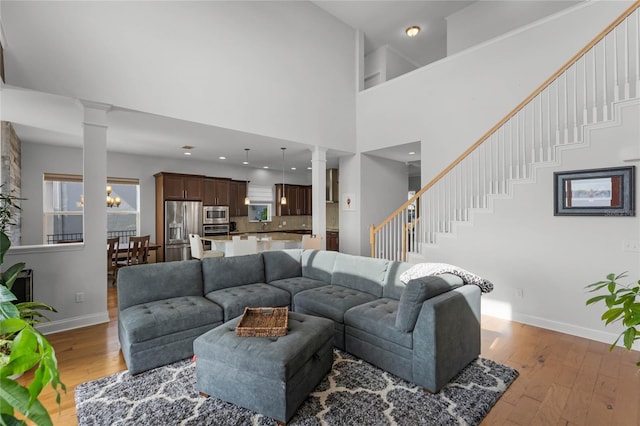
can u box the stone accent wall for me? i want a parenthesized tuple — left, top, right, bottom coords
(1, 121, 22, 245)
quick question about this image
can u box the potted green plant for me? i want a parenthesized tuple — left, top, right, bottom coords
(0, 188, 65, 425)
(586, 272, 640, 367)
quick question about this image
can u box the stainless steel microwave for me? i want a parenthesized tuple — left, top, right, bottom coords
(203, 205, 229, 224)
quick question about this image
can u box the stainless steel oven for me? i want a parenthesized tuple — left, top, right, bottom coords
(202, 224, 229, 250)
(203, 205, 229, 225)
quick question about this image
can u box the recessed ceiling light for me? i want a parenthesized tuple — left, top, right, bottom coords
(242, 161, 249, 165)
(408, 151, 416, 155)
(291, 167, 297, 170)
(263, 166, 269, 169)
(219, 156, 226, 160)
(307, 167, 312, 170)
(184, 152, 192, 156)
(405, 26, 420, 38)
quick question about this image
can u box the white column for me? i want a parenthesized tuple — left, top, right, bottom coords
(81, 100, 110, 279)
(311, 146, 327, 249)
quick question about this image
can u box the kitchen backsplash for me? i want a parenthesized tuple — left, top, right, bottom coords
(231, 215, 312, 233)
(232, 204, 339, 233)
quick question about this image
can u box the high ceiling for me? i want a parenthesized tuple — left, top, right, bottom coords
(312, 0, 475, 66)
(0, 1, 578, 173)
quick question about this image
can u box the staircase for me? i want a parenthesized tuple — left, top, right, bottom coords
(370, 2, 640, 262)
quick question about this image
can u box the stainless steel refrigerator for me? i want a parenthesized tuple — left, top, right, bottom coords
(164, 200, 202, 262)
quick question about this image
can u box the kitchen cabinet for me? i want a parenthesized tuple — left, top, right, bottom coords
(204, 178, 230, 206)
(156, 172, 203, 201)
(276, 184, 311, 216)
(229, 180, 248, 217)
(326, 231, 339, 252)
(302, 185, 312, 215)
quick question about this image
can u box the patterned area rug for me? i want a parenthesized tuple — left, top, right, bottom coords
(75, 351, 517, 425)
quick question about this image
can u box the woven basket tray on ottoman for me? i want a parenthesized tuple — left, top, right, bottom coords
(193, 311, 334, 424)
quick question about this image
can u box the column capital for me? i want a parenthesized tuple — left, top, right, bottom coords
(81, 100, 111, 128)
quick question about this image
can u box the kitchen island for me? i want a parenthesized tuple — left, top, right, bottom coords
(201, 232, 303, 256)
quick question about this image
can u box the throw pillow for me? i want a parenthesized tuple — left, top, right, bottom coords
(395, 275, 461, 332)
(399, 262, 494, 293)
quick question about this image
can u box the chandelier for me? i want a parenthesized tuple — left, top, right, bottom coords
(78, 186, 121, 208)
(106, 186, 122, 208)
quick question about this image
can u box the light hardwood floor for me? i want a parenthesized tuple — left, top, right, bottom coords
(20, 286, 640, 425)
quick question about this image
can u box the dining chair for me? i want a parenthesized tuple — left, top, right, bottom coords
(232, 235, 258, 256)
(301, 234, 323, 250)
(189, 233, 224, 259)
(107, 237, 119, 286)
(119, 235, 150, 268)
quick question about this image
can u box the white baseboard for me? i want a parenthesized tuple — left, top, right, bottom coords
(35, 311, 110, 335)
(483, 300, 640, 352)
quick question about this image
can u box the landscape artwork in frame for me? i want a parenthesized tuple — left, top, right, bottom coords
(554, 166, 635, 216)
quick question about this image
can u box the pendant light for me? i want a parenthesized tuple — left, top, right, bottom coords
(244, 148, 251, 205)
(280, 147, 287, 205)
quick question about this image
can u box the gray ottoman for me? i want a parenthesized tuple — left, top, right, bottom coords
(194, 311, 334, 424)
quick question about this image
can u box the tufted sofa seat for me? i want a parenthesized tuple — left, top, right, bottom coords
(117, 249, 481, 392)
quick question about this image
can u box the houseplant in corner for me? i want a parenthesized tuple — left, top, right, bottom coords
(586, 272, 640, 367)
(0, 188, 65, 425)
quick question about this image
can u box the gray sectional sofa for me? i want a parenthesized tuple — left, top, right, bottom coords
(117, 249, 481, 393)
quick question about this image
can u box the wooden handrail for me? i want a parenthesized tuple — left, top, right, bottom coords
(371, 0, 640, 238)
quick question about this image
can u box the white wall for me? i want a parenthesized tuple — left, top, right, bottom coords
(359, 155, 408, 255)
(421, 101, 640, 349)
(338, 154, 361, 255)
(1, 1, 356, 152)
(20, 142, 312, 245)
(364, 45, 419, 90)
(385, 47, 418, 82)
(364, 46, 386, 89)
(447, 0, 582, 55)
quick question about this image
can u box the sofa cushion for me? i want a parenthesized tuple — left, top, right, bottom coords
(267, 276, 329, 309)
(302, 250, 337, 282)
(331, 253, 389, 297)
(119, 296, 223, 343)
(344, 298, 412, 349)
(202, 254, 265, 293)
(117, 260, 203, 311)
(294, 285, 376, 323)
(263, 249, 302, 283)
(395, 274, 463, 332)
(205, 283, 291, 321)
(382, 261, 414, 300)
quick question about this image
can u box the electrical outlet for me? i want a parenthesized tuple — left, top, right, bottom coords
(75, 292, 85, 303)
(283, 221, 287, 226)
(623, 240, 640, 252)
(516, 288, 524, 298)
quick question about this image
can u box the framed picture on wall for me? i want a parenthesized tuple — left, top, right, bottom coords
(554, 166, 635, 216)
(342, 193, 356, 211)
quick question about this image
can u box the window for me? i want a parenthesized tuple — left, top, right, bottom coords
(43, 174, 140, 244)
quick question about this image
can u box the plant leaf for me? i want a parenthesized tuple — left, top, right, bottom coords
(0, 233, 10, 266)
(0, 413, 23, 426)
(0, 318, 26, 336)
(586, 295, 608, 305)
(601, 308, 625, 324)
(1, 263, 25, 290)
(0, 287, 16, 304)
(0, 378, 53, 426)
(623, 327, 637, 350)
(0, 302, 19, 322)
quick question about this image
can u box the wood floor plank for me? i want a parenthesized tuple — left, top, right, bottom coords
(530, 383, 571, 426)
